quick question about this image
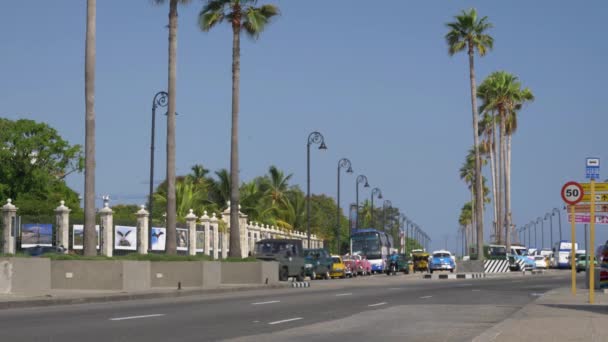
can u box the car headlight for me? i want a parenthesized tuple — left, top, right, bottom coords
(305, 264, 313, 268)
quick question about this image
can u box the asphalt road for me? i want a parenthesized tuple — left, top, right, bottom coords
(0, 272, 573, 342)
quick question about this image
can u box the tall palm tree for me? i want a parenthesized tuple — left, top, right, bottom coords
(446, 8, 493, 260)
(478, 71, 534, 251)
(459, 202, 473, 254)
(83, 0, 96, 256)
(199, 0, 279, 258)
(154, 0, 191, 254)
(479, 113, 498, 241)
(260, 165, 293, 208)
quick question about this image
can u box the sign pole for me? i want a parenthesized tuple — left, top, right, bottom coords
(589, 179, 595, 304)
(571, 204, 577, 296)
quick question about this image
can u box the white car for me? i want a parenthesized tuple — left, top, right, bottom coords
(534, 255, 548, 269)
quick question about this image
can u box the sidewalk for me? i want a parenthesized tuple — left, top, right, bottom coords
(0, 283, 289, 310)
(473, 287, 608, 342)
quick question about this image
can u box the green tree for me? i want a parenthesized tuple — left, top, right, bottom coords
(84, 0, 97, 256)
(199, 0, 279, 258)
(446, 8, 494, 260)
(154, 0, 191, 254)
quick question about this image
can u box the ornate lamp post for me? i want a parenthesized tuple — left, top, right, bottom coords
(306, 131, 327, 248)
(552, 208, 562, 243)
(545, 213, 553, 250)
(149, 91, 168, 225)
(537, 217, 544, 249)
(355, 175, 369, 229)
(336, 158, 353, 253)
(382, 200, 392, 232)
(370, 187, 382, 227)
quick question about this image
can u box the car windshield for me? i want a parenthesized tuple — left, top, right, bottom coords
(332, 257, 341, 263)
(535, 256, 544, 260)
(512, 248, 527, 256)
(254, 241, 295, 255)
(433, 253, 450, 258)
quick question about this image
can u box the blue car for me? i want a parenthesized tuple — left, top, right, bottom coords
(429, 250, 455, 273)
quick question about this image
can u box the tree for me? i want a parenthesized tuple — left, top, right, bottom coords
(199, 0, 279, 257)
(478, 71, 534, 250)
(459, 202, 473, 254)
(446, 8, 494, 260)
(155, 0, 191, 254)
(479, 112, 498, 240)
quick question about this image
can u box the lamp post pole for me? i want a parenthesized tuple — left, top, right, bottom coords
(306, 131, 327, 248)
(370, 188, 382, 228)
(149, 91, 168, 248)
(537, 217, 544, 249)
(355, 175, 369, 229)
(336, 158, 352, 254)
(545, 213, 553, 250)
(382, 200, 392, 232)
(553, 208, 562, 243)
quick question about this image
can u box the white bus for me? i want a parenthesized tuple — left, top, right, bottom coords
(552, 240, 578, 269)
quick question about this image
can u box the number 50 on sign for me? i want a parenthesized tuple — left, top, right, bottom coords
(561, 182, 584, 205)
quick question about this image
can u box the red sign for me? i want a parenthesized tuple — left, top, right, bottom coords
(561, 181, 584, 205)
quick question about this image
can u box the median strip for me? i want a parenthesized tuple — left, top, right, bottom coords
(268, 317, 303, 325)
(109, 314, 165, 321)
(252, 300, 280, 305)
(368, 302, 387, 307)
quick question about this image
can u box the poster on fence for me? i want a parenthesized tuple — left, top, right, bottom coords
(196, 230, 205, 252)
(21, 223, 53, 247)
(177, 228, 188, 251)
(72, 225, 100, 250)
(151, 227, 166, 251)
(115, 226, 137, 250)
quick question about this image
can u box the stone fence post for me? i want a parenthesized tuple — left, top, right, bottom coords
(186, 209, 197, 256)
(221, 214, 228, 259)
(136, 205, 149, 255)
(210, 213, 219, 260)
(2, 199, 18, 254)
(99, 203, 113, 257)
(200, 211, 210, 256)
(55, 201, 70, 251)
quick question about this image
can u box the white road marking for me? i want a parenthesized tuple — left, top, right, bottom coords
(420, 296, 433, 299)
(456, 283, 473, 287)
(109, 314, 165, 321)
(472, 289, 481, 292)
(251, 300, 280, 305)
(368, 302, 387, 307)
(511, 280, 523, 283)
(335, 293, 352, 297)
(268, 317, 303, 325)
(388, 288, 402, 290)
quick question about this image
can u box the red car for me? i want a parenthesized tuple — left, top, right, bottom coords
(344, 254, 371, 276)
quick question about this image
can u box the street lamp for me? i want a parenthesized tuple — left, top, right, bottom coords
(149, 91, 168, 228)
(537, 217, 544, 249)
(552, 208, 562, 243)
(336, 158, 353, 254)
(306, 131, 327, 248)
(355, 175, 369, 229)
(545, 213, 553, 250)
(382, 199, 392, 232)
(530, 220, 537, 249)
(370, 187, 382, 227)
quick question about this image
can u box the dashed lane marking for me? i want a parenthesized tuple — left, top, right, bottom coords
(268, 317, 303, 325)
(252, 300, 280, 305)
(368, 302, 387, 307)
(109, 314, 165, 321)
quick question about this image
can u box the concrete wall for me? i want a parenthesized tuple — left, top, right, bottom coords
(457, 260, 484, 273)
(202, 262, 221, 289)
(51, 260, 151, 291)
(0, 258, 51, 294)
(151, 262, 203, 288)
(221, 261, 278, 284)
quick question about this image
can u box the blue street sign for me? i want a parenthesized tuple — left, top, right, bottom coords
(586, 157, 600, 180)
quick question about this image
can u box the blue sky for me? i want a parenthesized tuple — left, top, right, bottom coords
(2, 1, 608, 253)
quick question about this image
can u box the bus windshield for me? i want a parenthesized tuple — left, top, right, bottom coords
(351, 232, 382, 259)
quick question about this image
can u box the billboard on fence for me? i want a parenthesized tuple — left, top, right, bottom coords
(177, 228, 188, 251)
(21, 223, 53, 247)
(196, 230, 205, 252)
(151, 227, 166, 251)
(115, 226, 137, 250)
(72, 224, 100, 250)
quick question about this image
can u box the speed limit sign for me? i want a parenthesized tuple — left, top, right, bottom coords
(561, 181, 584, 205)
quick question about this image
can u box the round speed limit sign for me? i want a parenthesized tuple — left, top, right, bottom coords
(561, 181, 584, 205)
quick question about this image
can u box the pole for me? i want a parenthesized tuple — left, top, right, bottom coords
(371, 193, 374, 228)
(548, 214, 554, 252)
(540, 218, 544, 249)
(585, 223, 588, 282)
(355, 181, 359, 230)
(570, 204, 576, 295)
(589, 178, 596, 304)
(556, 208, 562, 242)
(306, 142, 311, 248)
(336, 163, 341, 253)
(534, 221, 538, 249)
(150, 91, 167, 250)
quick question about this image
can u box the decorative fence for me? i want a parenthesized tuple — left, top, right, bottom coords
(1, 199, 323, 258)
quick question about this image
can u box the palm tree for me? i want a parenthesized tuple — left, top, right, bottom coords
(199, 0, 279, 258)
(154, 0, 191, 254)
(459, 202, 473, 254)
(260, 166, 293, 208)
(446, 8, 494, 260)
(478, 71, 534, 251)
(479, 113, 498, 241)
(83, 0, 96, 256)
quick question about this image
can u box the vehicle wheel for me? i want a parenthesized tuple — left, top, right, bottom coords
(296, 268, 305, 282)
(279, 267, 289, 281)
(450, 269, 454, 273)
(311, 271, 317, 280)
(430, 269, 433, 274)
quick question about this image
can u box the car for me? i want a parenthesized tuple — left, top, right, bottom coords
(254, 239, 306, 281)
(330, 255, 347, 279)
(341, 255, 357, 278)
(24, 245, 66, 257)
(351, 254, 372, 276)
(533, 255, 548, 269)
(429, 250, 456, 273)
(575, 254, 598, 273)
(304, 248, 332, 280)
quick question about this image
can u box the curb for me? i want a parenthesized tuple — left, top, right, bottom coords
(423, 273, 486, 280)
(290, 281, 310, 288)
(0, 283, 290, 310)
